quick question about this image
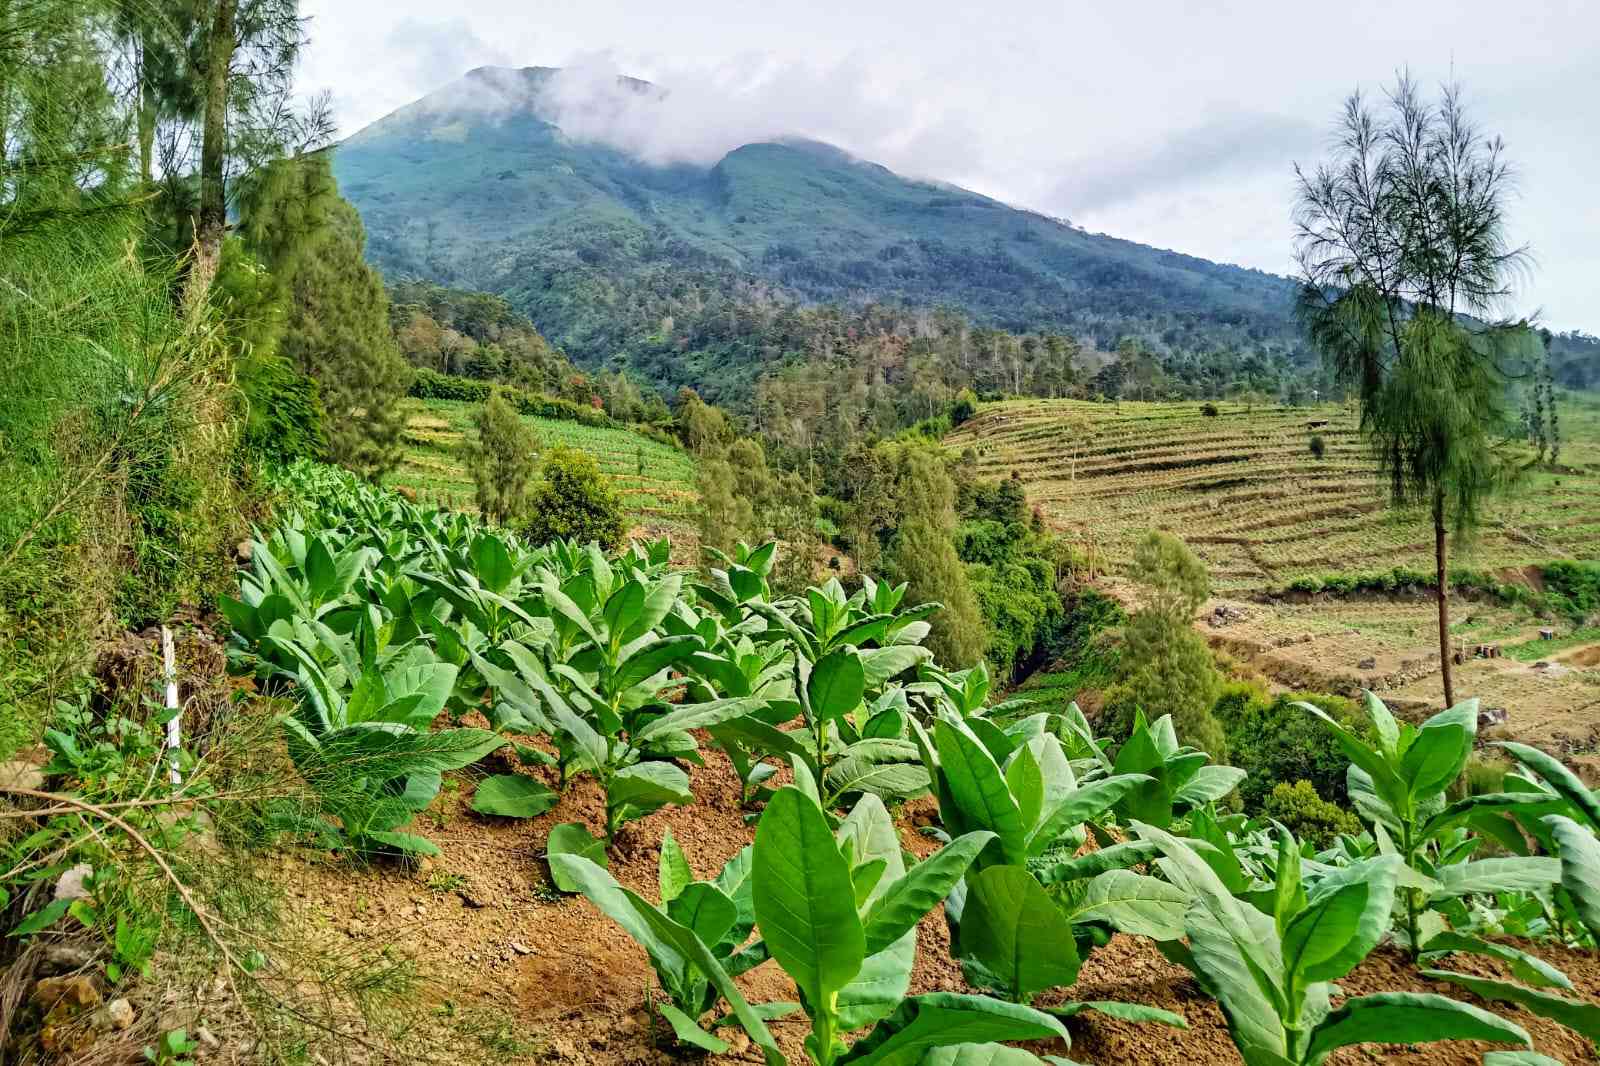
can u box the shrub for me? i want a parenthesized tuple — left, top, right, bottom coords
(1214, 685, 1362, 810)
(949, 388, 979, 426)
(521, 446, 627, 549)
(1308, 434, 1326, 459)
(1260, 780, 1361, 847)
(1200, 402, 1219, 417)
(410, 367, 620, 428)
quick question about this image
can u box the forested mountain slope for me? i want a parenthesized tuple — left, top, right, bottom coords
(333, 66, 1309, 395)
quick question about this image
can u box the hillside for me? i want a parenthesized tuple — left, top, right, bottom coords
(948, 394, 1600, 592)
(332, 66, 1309, 398)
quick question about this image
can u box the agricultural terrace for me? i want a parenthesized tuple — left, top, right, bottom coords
(947, 395, 1600, 593)
(394, 398, 698, 534)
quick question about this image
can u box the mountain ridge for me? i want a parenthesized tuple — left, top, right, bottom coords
(332, 66, 1597, 398)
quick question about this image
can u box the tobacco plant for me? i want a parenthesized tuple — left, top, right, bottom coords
(1139, 823, 1533, 1065)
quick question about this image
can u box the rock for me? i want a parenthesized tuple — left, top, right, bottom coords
(54, 862, 94, 902)
(235, 539, 254, 563)
(1478, 707, 1509, 730)
(95, 997, 135, 1031)
(0, 760, 44, 791)
(31, 974, 101, 1014)
(457, 885, 490, 909)
(197, 1026, 220, 1047)
(39, 943, 97, 973)
(509, 940, 533, 955)
(1357, 657, 1377, 671)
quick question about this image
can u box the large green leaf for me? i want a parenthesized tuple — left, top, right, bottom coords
(612, 634, 701, 693)
(1173, 765, 1247, 808)
(861, 832, 995, 955)
(1422, 970, 1600, 1045)
(1305, 992, 1530, 1065)
(1544, 814, 1600, 938)
(667, 882, 738, 949)
(810, 649, 867, 719)
(634, 696, 765, 744)
(1066, 870, 1188, 942)
(1498, 742, 1600, 830)
(837, 993, 1068, 1066)
(1026, 775, 1149, 855)
(658, 828, 693, 903)
(1033, 841, 1159, 886)
(936, 720, 1027, 865)
(826, 751, 930, 803)
(1400, 702, 1478, 799)
(1285, 855, 1399, 983)
(752, 787, 866, 1010)
(859, 646, 932, 688)
(549, 854, 685, 975)
(607, 761, 693, 812)
(1419, 932, 1572, 990)
(1430, 857, 1560, 899)
(919, 1046, 1047, 1066)
(1046, 1000, 1188, 1028)
(1483, 1053, 1567, 1066)
(545, 822, 607, 893)
(471, 774, 558, 818)
(961, 865, 1080, 1003)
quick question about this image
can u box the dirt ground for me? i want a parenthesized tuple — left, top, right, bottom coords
(1198, 593, 1600, 745)
(269, 743, 1600, 1066)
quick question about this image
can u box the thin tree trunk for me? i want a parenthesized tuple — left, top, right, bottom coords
(1434, 494, 1455, 708)
(189, 0, 236, 305)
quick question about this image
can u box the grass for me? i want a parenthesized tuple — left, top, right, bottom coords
(392, 398, 697, 534)
(1503, 626, 1600, 662)
(949, 394, 1600, 594)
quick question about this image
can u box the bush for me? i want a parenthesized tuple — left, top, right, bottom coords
(949, 389, 979, 427)
(1261, 780, 1361, 847)
(1200, 402, 1219, 417)
(1542, 560, 1600, 622)
(521, 446, 627, 550)
(1215, 685, 1362, 810)
(1308, 434, 1326, 459)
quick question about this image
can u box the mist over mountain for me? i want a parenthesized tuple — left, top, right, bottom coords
(332, 65, 1597, 398)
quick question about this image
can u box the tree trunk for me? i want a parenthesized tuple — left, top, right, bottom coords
(189, 0, 237, 305)
(1433, 494, 1455, 708)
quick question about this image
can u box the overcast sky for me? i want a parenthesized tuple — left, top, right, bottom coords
(297, 0, 1599, 333)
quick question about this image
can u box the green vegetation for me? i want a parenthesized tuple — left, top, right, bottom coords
(397, 397, 697, 530)
(463, 391, 541, 524)
(521, 447, 629, 551)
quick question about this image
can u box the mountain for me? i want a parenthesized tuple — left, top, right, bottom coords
(328, 67, 1313, 398)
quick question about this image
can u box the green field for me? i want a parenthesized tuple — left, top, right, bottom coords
(393, 399, 698, 533)
(947, 394, 1600, 593)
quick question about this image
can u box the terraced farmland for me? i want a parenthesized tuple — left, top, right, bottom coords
(949, 395, 1600, 593)
(393, 399, 697, 536)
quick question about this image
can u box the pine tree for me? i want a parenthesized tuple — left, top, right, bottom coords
(464, 391, 540, 525)
(886, 446, 986, 668)
(242, 153, 410, 480)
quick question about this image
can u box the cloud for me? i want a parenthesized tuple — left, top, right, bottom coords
(1047, 113, 1323, 216)
(530, 52, 981, 177)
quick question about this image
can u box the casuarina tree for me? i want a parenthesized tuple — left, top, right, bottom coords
(1293, 75, 1530, 707)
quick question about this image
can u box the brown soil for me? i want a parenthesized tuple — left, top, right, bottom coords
(269, 743, 1600, 1066)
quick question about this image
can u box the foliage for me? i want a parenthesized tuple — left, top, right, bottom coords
(1301, 694, 1565, 954)
(1214, 685, 1360, 810)
(1140, 824, 1533, 1065)
(1260, 781, 1361, 847)
(1102, 613, 1224, 758)
(408, 367, 620, 427)
(242, 152, 412, 480)
(522, 446, 627, 551)
(463, 391, 541, 525)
